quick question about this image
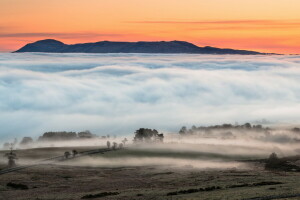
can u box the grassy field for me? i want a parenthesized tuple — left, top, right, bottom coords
(0, 146, 299, 200)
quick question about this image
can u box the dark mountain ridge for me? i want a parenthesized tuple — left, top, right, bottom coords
(15, 39, 266, 54)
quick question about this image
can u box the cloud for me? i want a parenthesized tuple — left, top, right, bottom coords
(1, 53, 300, 142)
(129, 19, 300, 26)
(0, 32, 125, 39)
(128, 20, 300, 31)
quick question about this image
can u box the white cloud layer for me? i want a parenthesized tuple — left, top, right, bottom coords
(1, 53, 300, 141)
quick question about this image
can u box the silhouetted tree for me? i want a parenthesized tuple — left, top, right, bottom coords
(243, 123, 252, 129)
(253, 124, 263, 129)
(222, 124, 233, 129)
(119, 143, 124, 149)
(78, 130, 94, 138)
(6, 153, 17, 168)
(20, 137, 33, 147)
(265, 152, 281, 169)
(292, 127, 300, 133)
(112, 142, 118, 150)
(191, 125, 197, 131)
(156, 134, 164, 143)
(4, 144, 17, 168)
(39, 131, 77, 141)
(133, 128, 164, 143)
(72, 150, 78, 157)
(107, 141, 111, 149)
(179, 126, 187, 135)
(64, 151, 71, 159)
(122, 138, 128, 146)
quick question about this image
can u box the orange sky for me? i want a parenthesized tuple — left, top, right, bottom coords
(0, 0, 300, 53)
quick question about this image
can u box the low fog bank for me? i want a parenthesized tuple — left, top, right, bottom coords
(1, 130, 131, 150)
(1, 124, 299, 160)
(2, 54, 300, 140)
(62, 156, 247, 170)
(136, 139, 299, 158)
(1, 125, 299, 171)
(164, 124, 300, 157)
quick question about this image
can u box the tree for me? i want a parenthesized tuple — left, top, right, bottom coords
(78, 130, 94, 138)
(133, 128, 164, 143)
(112, 142, 118, 150)
(4, 145, 17, 168)
(20, 137, 33, 147)
(64, 151, 71, 159)
(265, 152, 281, 169)
(222, 124, 233, 129)
(292, 127, 300, 132)
(72, 150, 78, 157)
(179, 126, 187, 135)
(107, 141, 111, 149)
(244, 123, 252, 129)
(39, 131, 77, 141)
(122, 138, 128, 146)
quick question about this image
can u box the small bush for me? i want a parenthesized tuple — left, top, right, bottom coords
(7, 182, 28, 190)
(167, 186, 221, 196)
(81, 192, 119, 199)
(228, 184, 249, 188)
(252, 181, 282, 186)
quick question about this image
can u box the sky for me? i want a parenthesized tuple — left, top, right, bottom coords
(1, 53, 300, 141)
(0, 0, 300, 54)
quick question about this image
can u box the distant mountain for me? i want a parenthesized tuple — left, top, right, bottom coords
(15, 39, 265, 54)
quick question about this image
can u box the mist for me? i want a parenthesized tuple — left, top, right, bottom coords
(1, 53, 300, 142)
(61, 156, 247, 170)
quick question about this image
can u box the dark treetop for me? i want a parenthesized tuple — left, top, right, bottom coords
(15, 39, 265, 54)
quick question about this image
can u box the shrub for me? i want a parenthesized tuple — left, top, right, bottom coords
(81, 192, 119, 199)
(7, 182, 28, 190)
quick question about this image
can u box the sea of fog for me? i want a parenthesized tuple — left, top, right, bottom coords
(1, 53, 300, 142)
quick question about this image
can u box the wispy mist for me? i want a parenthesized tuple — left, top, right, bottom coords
(62, 156, 246, 170)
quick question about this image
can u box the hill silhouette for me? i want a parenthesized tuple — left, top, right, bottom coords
(15, 39, 264, 54)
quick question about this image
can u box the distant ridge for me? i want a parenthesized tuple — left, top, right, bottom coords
(15, 39, 265, 55)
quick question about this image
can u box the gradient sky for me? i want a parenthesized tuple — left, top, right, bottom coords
(0, 0, 300, 53)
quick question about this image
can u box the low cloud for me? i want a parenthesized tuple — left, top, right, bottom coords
(0, 32, 124, 39)
(1, 53, 300, 141)
(129, 19, 300, 26)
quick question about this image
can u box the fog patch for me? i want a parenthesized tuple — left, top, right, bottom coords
(62, 156, 247, 170)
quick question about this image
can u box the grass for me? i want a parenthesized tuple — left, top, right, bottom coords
(95, 148, 253, 161)
(0, 146, 299, 200)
